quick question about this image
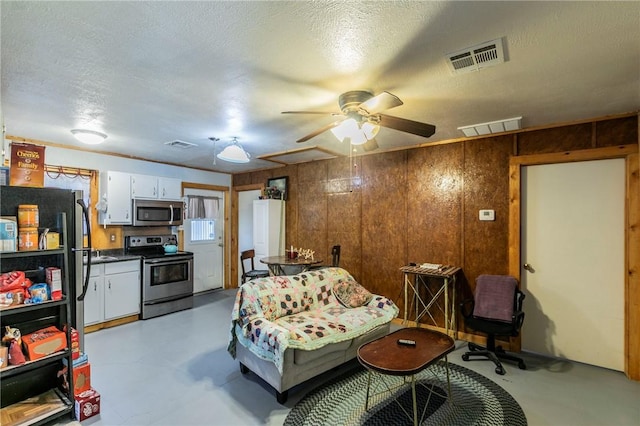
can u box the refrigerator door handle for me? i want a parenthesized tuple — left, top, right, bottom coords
(76, 199, 92, 301)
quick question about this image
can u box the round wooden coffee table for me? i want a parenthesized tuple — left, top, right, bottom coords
(357, 327, 455, 426)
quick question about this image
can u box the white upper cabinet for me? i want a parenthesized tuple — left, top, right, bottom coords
(131, 173, 158, 199)
(158, 177, 182, 200)
(99, 171, 132, 225)
(131, 174, 182, 200)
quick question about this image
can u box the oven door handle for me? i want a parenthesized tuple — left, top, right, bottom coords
(145, 257, 192, 265)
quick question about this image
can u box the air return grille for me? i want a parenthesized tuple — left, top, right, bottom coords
(164, 140, 197, 149)
(447, 38, 505, 74)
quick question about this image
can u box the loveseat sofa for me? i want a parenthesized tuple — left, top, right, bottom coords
(228, 267, 398, 403)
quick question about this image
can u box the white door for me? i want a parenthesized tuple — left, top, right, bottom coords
(521, 159, 625, 370)
(184, 189, 224, 292)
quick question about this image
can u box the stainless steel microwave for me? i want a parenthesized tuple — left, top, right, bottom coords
(132, 199, 183, 226)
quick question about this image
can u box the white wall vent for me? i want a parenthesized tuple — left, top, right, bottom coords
(447, 38, 505, 74)
(165, 140, 198, 149)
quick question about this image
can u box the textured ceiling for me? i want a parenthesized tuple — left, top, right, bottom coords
(1, 1, 639, 174)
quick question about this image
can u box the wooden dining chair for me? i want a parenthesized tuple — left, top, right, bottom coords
(240, 249, 270, 283)
(309, 245, 341, 270)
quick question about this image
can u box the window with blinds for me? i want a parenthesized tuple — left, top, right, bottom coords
(190, 219, 215, 242)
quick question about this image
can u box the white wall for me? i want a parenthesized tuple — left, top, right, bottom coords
(43, 145, 231, 186)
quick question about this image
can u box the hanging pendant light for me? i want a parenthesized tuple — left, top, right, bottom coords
(216, 137, 250, 163)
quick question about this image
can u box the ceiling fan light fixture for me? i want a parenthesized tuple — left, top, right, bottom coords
(71, 128, 108, 145)
(331, 118, 377, 145)
(330, 118, 358, 142)
(216, 137, 250, 163)
(361, 122, 380, 140)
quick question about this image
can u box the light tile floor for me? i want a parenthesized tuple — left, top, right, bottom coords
(75, 290, 639, 426)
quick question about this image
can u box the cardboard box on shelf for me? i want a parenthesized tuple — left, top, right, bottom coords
(45, 267, 62, 300)
(0, 216, 17, 252)
(45, 232, 60, 249)
(0, 346, 8, 368)
(69, 327, 80, 360)
(22, 326, 67, 361)
(72, 362, 91, 395)
(75, 388, 100, 421)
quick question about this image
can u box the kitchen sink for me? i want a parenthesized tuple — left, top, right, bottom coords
(91, 256, 118, 261)
(90, 255, 118, 262)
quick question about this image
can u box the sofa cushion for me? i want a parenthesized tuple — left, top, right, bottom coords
(333, 279, 373, 308)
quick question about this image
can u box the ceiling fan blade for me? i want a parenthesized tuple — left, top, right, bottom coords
(358, 91, 403, 115)
(378, 114, 436, 138)
(282, 111, 340, 115)
(296, 120, 343, 143)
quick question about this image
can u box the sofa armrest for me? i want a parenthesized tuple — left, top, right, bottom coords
(366, 294, 400, 317)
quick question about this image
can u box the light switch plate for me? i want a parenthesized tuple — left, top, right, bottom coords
(479, 209, 495, 221)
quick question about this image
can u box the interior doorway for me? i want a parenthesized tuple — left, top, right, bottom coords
(231, 183, 264, 288)
(521, 159, 625, 370)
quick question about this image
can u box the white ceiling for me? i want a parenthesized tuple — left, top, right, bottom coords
(2, 1, 639, 174)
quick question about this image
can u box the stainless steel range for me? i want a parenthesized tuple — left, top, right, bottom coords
(125, 234, 194, 319)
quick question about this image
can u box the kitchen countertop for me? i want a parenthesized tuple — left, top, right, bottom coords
(83, 249, 141, 265)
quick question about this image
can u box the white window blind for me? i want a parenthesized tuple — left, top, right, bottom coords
(190, 219, 215, 242)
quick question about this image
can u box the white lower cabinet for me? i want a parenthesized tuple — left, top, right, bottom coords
(84, 260, 141, 326)
(84, 264, 105, 326)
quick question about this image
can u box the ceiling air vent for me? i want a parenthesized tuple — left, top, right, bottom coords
(447, 38, 505, 74)
(164, 140, 197, 149)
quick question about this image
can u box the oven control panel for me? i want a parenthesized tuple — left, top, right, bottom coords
(126, 234, 177, 248)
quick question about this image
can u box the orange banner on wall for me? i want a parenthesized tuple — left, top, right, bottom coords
(10, 142, 45, 187)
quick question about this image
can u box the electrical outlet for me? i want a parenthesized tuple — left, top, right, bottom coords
(110, 234, 116, 242)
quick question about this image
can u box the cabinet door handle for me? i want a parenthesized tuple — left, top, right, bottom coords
(94, 283, 97, 291)
(108, 280, 111, 289)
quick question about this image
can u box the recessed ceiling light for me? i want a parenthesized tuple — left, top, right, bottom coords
(71, 129, 108, 145)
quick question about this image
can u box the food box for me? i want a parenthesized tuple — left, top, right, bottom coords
(0, 346, 8, 368)
(72, 362, 91, 395)
(69, 327, 80, 360)
(45, 267, 62, 300)
(0, 217, 17, 252)
(45, 232, 60, 250)
(75, 388, 100, 421)
(22, 326, 67, 361)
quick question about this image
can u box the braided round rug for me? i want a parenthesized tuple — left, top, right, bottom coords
(284, 361, 527, 426)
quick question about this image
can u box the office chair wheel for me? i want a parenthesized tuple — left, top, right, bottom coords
(462, 353, 470, 361)
(495, 366, 505, 375)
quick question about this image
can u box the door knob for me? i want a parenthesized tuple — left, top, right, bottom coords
(523, 263, 535, 272)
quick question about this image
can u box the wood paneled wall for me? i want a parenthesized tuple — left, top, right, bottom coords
(233, 114, 638, 323)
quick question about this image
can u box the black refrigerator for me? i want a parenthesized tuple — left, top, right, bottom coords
(0, 185, 91, 424)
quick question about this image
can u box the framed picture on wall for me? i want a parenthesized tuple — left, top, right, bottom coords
(267, 176, 288, 200)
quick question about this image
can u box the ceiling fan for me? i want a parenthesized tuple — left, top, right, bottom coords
(282, 90, 436, 151)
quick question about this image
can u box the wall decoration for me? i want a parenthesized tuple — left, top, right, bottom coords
(267, 176, 288, 200)
(10, 142, 45, 187)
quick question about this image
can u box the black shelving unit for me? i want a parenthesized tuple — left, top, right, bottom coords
(1, 214, 75, 426)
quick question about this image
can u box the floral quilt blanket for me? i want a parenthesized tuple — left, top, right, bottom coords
(227, 267, 398, 373)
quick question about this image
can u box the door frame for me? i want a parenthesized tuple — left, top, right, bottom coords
(508, 144, 639, 380)
(231, 183, 265, 289)
(180, 182, 230, 288)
